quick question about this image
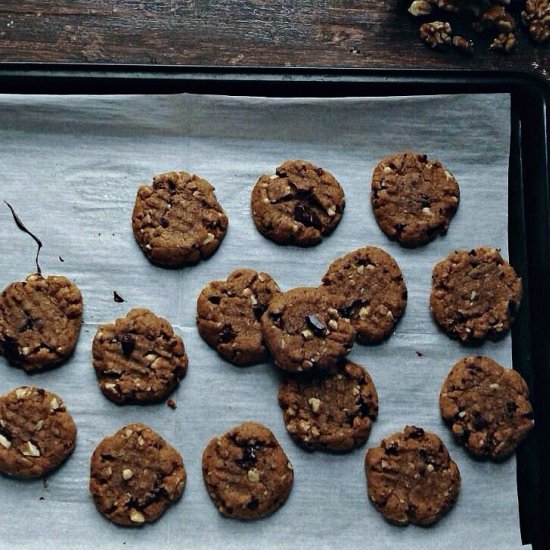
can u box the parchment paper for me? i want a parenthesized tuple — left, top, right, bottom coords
(0, 93, 525, 549)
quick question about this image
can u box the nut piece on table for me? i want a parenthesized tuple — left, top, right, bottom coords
(419, 21, 453, 49)
(522, 0, 550, 43)
(481, 4, 516, 32)
(452, 35, 474, 54)
(490, 32, 517, 52)
(409, 0, 433, 16)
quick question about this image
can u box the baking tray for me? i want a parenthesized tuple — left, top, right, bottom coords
(0, 65, 548, 549)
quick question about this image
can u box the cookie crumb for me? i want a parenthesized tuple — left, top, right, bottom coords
(167, 399, 177, 410)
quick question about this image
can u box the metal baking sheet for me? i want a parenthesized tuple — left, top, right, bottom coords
(0, 92, 524, 549)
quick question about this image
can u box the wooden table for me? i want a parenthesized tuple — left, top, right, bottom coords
(0, 0, 548, 79)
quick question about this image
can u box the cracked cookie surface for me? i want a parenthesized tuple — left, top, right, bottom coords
(371, 152, 460, 247)
(430, 247, 522, 343)
(132, 171, 228, 267)
(89, 423, 186, 527)
(0, 273, 83, 373)
(92, 308, 188, 404)
(202, 422, 293, 520)
(196, 268, 280, 365)
(261, 287, 355, 373)
(0, 386, 76, 478)
(278, 360, 378, 452)
(322, 246, 407, 344)
(365, 425, 460, 526)
(251, 160, 345, 246)
(440, 356, 534, 459)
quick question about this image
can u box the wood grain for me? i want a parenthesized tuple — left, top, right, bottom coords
(0, 0, 548, 78)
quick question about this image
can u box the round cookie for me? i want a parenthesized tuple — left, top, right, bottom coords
(251, 160, 345, 247)
(322, 246, 407, 344)
(196, 269, 280, 366)
(132, 171, 228, 268)
(440, 356, 534, 459)
(0, 386, 77, 478)
(261, 287, 355, 373)
(278, 360, 378, 452)
(89, 423, 186, 527)
(92, 308, 188, 404)
(365, 425, 460, 526)
(202, 422, 293, 520)
(0, 273, 83, 373)
(371, 152, 460, 247)
(430, 247, 522, 343)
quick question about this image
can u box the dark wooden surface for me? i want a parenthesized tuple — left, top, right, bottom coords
(0, 1, 548, 77)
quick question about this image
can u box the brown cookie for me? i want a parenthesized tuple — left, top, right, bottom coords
(278, 360, 378, 452)
(261, 287, 355, 373)
(202, 422, 293, 520)
(365, 425, 460, 526)
(0, 386, 77, 478)
(132, 171, 228, 268)
(251, 160, 345, 247)
(430, 247, 522, 343)
(440, 356, 534, 459)
(196, 269, 280, 366)
(89, 423, 186, 527)
(0, 273, 83, 373)
(371, 152, 460, 247)
(92, 308, 188, 404)
(322, 246, 407, 344)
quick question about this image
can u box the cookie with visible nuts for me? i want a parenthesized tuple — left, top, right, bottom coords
(0, 386, 77, 478)
(278, 360, 378, 452)
(196, 268, 280, 365)
(89, 423, 186, 527)
(251, 160, 345, 247)
(365, 425, 461, 526)
(202, 422, 293, 519)
(261, 287, 355, 373)
(132, 171, 228, 268)
(430, 247, 522, 343)
(92, 308, 188, 404)
(371, 152, 460, 247)
(440, 356, 534, 459)
(322, 246, 407, 344)
(0, 273, 83, 373)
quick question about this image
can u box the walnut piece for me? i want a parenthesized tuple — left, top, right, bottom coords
(452, 35, 474, 53)
(490, 31, 517, 52)
(481, 4, 516, 32)
(419, 21, 453, 49)
(409, 0, 433, 16)
(522, 0, 550, 43)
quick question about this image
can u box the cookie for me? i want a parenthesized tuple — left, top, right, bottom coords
(0, 386, 77, 478)
(371, 152, 460, 247)
(89, 423, 186, 527)
(0, 273, 83, 373)
(430, 247, 522, 343)
(202, 422, 293, 519)
(440, 356, 534, 459)
(365, 425, 460, 526)
(251, 160, 345, 247)
(322, 246, 407, 344)
(261, 287, 355, 373)
(132, 171, 228, 268)
(278, 360, 378, 452)
(92, 308, 188, 404)
(196, 269, 280, 366)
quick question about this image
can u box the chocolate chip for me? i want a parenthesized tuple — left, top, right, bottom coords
(385, 442, 399, 455)
(472, 411, 487, 430)
(356, 395, 375, 418)
(247, 497, 260, 510)
(420, 193, 431, 208)
(294, 202, 322, 229)
(340, 298, 367, 318)
(160, 217, 169, 228)
(415, 350, 424, 357)
(219, 324, 236, 343)
(252, 304, 266, 321)
(120, 335, 135, 357)
(394, 223, 405, 233)
(2, 336, 21, 364)
(208, 295, 221, 305)
(305, 313, 327, 337)
(409, 427, 425, 439)
(113, 291, 125, 303)
(236, 445, 257, 468)
(506, 401, 518, 414)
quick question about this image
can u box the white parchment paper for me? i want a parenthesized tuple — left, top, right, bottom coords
(0, 93, 524, 549)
